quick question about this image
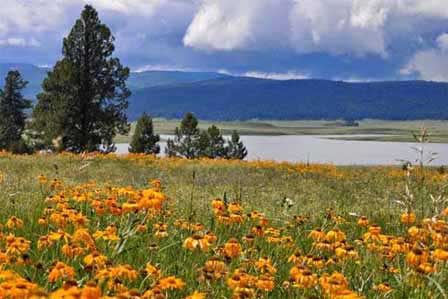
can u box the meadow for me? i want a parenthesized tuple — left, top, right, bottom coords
(0, 152, 447, 298)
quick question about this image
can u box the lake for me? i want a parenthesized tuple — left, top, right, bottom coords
(115, 135, 448, 166)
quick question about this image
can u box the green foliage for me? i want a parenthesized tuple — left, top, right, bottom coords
(166, 113, 246, 160)
(226, 130, 248, 160)
(200, 125, 226, 158)
(32, 5, 130, 153)
(129, 113, 160, 154)
(0, 70, 32, 153)
(166, 112, 201, 158)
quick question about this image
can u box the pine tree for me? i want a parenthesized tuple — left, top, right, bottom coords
(32, 5, 130, 153)
(129, 113, 160, 154)
(206, 125, 225, 158)
(165, 112, 201, 158)
(197, 130, 211, 158)
(226, 130, 248, 160)
(0, 71, 32, 153)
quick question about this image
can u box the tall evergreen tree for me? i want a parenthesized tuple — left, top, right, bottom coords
(0, 71, 32, 153)
(197, 130, 211, 158)
(206, 125, 225, 158)
(165, 112, 201, 158)
(129, 113, 160, 154)
(225, 130, 248, 160)
(32, 5, 130, 152)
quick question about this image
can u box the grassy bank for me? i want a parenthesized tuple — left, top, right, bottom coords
(115, 119, 448, 143)
(0, 153, 447, 298)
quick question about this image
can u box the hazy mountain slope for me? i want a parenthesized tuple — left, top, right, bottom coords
(0, 63, 48, 98)
(128, 77, 448, 120)
(0, 63, 227, 98)
(2, 63, 447, 121)
(128, 71, 228, 90)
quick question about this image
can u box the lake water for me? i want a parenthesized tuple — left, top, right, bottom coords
(115, 135, 448, 166)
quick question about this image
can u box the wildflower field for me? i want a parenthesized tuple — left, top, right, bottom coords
(0, 152, 447, 298)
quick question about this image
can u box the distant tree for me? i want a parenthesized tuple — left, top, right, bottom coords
(129, 113, 160, 154)
(32, 5, 130, 153)
(197, 130, 211, 158)
(165, 112, 201, 158)
(205, 125, 226, 158)
(0, 71, 32, 153)
(225, 130, 247, 160)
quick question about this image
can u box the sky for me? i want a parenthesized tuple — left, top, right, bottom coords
(1, 0, 448, 81)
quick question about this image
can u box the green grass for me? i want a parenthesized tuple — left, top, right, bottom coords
(0, 154, 447, 298)
(115, 119, 448, 143)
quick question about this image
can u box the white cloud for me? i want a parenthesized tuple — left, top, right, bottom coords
(84, 0, 163, 15)
(133, 64, 199, 73)
(244, 71, 309, 80)
(183, 0, 291, 51)
(0, 37, 40, 47)
(184, 0, 448, 57)
(401, 33, 448, 82)
(289, 0, 389, 56)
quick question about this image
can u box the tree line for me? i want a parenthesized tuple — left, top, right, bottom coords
(0, 5, 246, 160)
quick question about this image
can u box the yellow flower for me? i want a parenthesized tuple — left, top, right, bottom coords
(406, 247, 428, 267)
(373, 283, 392, 293)
(357, 216, 369, 227)
(185, 291, 206, 299)
(48, 262, 76, 283)
(183, 235, 210, 252)
(224, 239, 242, 258)
(401, 212, 416, 224)
(6, 216, 23, 229)
(145, 263, 161, 278)
(158, 276, 186, 290)
(433, 248, 448, 261)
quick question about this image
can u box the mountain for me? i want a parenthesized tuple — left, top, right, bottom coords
(128, 77, 448, 121)
(128, 70, 228, 90)
(1, 63, 448, 121)
(0, 63, 226, 99)
(0, 63, 48, 98)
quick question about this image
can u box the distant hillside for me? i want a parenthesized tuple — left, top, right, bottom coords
(0, 63, 48, 98)
(2, 63, 448, 121)
(128, 71, 227, 90)
(128, 77, 448, 121)
(0, 63, 226, 98)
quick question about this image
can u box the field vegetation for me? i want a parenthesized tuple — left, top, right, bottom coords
(0, 152, 447, 298)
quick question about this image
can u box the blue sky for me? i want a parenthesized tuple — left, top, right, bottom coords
(1, 0, 448, 81)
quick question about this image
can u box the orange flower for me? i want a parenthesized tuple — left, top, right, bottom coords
(406, 247, 429, 267)
(357, 216, 369, 227)
(183, 235, 210, 252)
(158, 276, 185, 290)
(185, 291, 206, 299)
(401, 212, 416, 224)
(433, 248, 448, 261)
(224, 239, 242, 258)
(6, 217, 23, 229)
(373, 283, 392, 293)
(48, 262, 76, 283)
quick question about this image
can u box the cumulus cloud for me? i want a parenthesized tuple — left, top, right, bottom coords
(289, 0, 390, 56)
(401, 33, 448, 82)
(183, 0, 291, 51)
(2, 0, 448, 80)
(183, 0, 448, 58)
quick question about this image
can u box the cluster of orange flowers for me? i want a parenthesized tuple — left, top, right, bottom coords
(0, 173, 447, 299)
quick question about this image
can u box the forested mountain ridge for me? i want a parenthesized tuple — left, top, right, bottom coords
(2, 63, 448, 121)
